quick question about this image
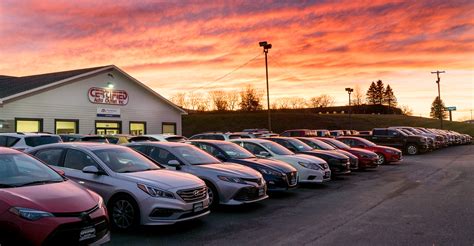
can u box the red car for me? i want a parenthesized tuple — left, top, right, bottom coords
(0, 147, 110, 245)
(316, 137, 380, 169)
(336, 136, 403, 165)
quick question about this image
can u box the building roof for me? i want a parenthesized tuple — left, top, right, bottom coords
(0, 66, 109, 98)
(0, 65, 187, 114)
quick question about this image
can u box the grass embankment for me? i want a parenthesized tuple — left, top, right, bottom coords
(183, 111, 474, 137)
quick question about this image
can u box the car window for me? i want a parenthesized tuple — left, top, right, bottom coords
(213, 135, 225, 140)
(24, 136, 62, 147)
(339, 138, 354, 146)
(0, 136, 6, 146)
(217, 142, 254, 159)
(129, 145, 149, 154)
(35, 148, 64, 166)
(149, 147, 180, 165)
(165, 136, 187, 142)
(388, 130, 400, 136)
(241, 142, 267, 155)
(171, 146, 221, 165)
(93, 147, 160, 173)
(195, 143, 222, 156)
(64, 149, 99, 171)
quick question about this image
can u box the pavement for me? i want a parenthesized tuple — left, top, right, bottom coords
(109, 145, 474, 246)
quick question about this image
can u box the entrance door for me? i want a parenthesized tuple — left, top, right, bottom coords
(95, 121, 121, 135)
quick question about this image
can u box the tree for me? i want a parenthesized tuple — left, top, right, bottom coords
(400, 105, 413, 116)
(187, 92, 200, 110)
(374, 80, 385, 105)
(239, 84, 263, 111)
(227, 92, 240, 111)
(288, 97, 307, 109)
(318, 94, 335, 107)
(430, 96, 448, 120)
(366, 82, 377, 105)
(170, 92, 187, 108)
(383, 84, 397, 107)
(209, 90, 228, 111)
(351, 85, 363, 106)
(308, 96, 322, 108)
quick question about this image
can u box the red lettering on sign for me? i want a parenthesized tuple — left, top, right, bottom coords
(88, 87, 129, 105)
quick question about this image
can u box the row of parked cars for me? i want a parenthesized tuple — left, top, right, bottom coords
(0, 126, 470, 245)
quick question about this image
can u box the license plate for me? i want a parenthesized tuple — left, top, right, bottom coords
(258, 187, 265, 196)
(79, 227, 96, 242)
(193, 202, 204, 212)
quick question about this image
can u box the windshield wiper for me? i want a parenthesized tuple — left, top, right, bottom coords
(19, 180, 63, 187)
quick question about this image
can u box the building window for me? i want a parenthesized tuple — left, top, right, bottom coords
(130, 122, 146, 136)
(95, 121, 121, 135)
(15, 118, 43, 132)
(55, 119, 79, 134)
(162, 122, 176, 134)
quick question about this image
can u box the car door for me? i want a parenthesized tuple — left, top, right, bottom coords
(386, 130, 404, 148)
(62, 148, 110, 199)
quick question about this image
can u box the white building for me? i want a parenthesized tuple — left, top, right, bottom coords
(0, 65, 186, 135)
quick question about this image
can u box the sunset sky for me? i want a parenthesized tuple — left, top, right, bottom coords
(0, 0, 473, 120)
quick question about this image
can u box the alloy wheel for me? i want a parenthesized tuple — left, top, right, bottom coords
(207, 187, 214, 206)
(376, 153, 385, 165)
(407, 145, 418, 155)
(112, 199, 135, 229)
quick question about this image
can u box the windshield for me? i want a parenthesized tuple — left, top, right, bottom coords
(172, 146, 221, 165)
(287, 139, 313, 151)
(353, 137, 376, 147)
(93, 148, 160, 173)
(302, 138, 336, 150)
(260, 141, 294, 155)
(25, 136, 62, 147)
(0, 153, 63, 187)
(320, 138, 351, 149)
(166, 136, 187, 142)
(82, 137, 108, 143)
(217, 143, 255, 159)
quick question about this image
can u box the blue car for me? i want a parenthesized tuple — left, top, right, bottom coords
(189, 140, 298, 191)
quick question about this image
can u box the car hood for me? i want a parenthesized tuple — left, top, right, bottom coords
(289, 154, 327, 164)
(121, 169, 205, 190)
(334, 149, 358, 160)
(302, 149, 348, 159)
(374, 145, 401, 153)
(197, 163, 262, 179)
(232, 158, 297, 173)
(0, 180, 98, 213)
(346, 148, 378, 157)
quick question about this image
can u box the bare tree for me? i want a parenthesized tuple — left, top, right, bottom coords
(227, 91, 240, 111)
(288, 97, 307, 109)
(401, 105, 414, 116)
(352, 85, 363, 106)
(308, 96, 322, 108)
(273, 97, 291, 109)
(187, 92, 204, 111)
(209, 90, 228, 111)
(239, 84, 263, 111)
(170, 92, 187, 108)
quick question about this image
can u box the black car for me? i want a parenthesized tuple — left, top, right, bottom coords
(189, 140, 298, 191)
(263, 137, 351, 175)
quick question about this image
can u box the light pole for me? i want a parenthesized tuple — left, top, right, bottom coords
(259, 41, 272, 131)
(345, 87, 354, 129)
(431, 70, 445, 129)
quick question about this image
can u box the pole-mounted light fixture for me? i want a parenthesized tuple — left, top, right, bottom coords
(260, 41, 272, 131)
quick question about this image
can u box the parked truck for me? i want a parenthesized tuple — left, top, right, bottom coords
(357, 128, 429, 155)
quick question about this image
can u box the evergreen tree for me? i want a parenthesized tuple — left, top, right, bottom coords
(430, 96, 447, 120)
(383, 84, 397, 107)
(374, 80, 385, 105)
(366, 81, 377, 105)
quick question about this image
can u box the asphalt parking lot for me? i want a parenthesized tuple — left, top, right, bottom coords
(109, 145, 474, 246)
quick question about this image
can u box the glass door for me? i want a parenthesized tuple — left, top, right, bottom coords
(95, 121, 121, 135)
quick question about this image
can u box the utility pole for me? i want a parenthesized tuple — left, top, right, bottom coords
(259, 41, 272, 131)
(345, 87, 354, 129)
(431, 70, 445, 129)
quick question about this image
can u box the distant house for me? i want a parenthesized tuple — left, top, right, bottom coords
(464, 120, 474, 124)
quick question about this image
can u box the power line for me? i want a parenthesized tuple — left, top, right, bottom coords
(188, 53, 262, 93)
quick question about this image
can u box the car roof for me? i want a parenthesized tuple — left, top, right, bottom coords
(32, 142, 125, 150)
(0, 147, 22, 154)
(127, 141, 187, 147)
(0, 132, 57, 137)
(189, 139, 233, 145)
(230, 138, 271, 143)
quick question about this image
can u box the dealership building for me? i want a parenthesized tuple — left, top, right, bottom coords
(0, 65, 186, 135)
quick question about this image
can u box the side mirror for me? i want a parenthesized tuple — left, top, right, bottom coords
(257, 151, 271, 158)
(167, 160, 181, 167)
(82, 166, 101, 174)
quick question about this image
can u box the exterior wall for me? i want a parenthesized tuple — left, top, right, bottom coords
(0, 69, 183, 134)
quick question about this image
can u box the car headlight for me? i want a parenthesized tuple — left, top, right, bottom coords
(258, 168, 283, 177)
(137, 184, 175, 199)
(217, 175, 247, 184)
(9, 207, 54, 221)
(97, 196, 104, 209)
(298, 161, 323, 170)
(384, 149, 397, 154)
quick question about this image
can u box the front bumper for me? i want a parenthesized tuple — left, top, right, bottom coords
(139, 196, 210, 225)
(359, 157, 379, 168)
(329, 160, 351, 175)
(266, 171, 298, 191)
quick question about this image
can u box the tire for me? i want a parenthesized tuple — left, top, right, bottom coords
(205, 181, 219, 209)
(376, 153, 386, 165)
(108, 194, 140, 230)
(406, 144, 419, 155)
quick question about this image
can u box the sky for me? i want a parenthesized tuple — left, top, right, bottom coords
(0, 0, 473, 120)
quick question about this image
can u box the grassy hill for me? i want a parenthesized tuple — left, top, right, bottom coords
(183, 111, 474, 137)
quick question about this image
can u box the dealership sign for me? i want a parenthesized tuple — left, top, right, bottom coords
(97, 107, 120, 118)
(88, 87, 129, 105)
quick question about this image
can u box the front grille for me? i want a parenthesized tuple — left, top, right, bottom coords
(242, 178, 262, 185)
(52, 205, 99, 217)
(233, 186, 266, 201)
(286, 171, 298, 186)
(177, 186, 207, 203)
(44, 216, 108, 245)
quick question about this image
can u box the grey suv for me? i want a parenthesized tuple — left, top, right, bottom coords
(0, 133, 62, 151)
(27, 143, 210, 230)
(126, 142, 268, 207)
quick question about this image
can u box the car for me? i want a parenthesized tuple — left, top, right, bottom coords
(104, 134, 132, 144)
(189, 132, 249, 141)
(358, 128, 429, 155)
(230, 139, 331, 183)
(0, 133, 62, 151)
(296, 137, 359, 170)
(263, 137, 351, 175)
(126, 142, 268, 207)
(316, 137, 380, 169)
(59, 134, 109, 143)
(189, 140, 298, 191)
(329, 130, 345, 137)
(0, 147, 110, 245)
(129, 134, 188, 143)
(280, 129, 317, 137)
(27, 143, 210, 230)
(336, 136, 403, 165)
